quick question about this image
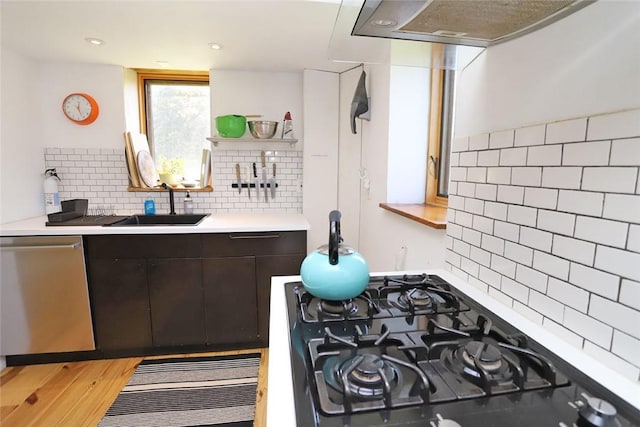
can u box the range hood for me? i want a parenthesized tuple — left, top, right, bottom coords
(352, 0, 596, 47)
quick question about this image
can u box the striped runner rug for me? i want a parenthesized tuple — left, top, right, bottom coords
(98, 353, 260, 427)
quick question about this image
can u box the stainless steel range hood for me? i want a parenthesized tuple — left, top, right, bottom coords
(352, 0, 596, 47)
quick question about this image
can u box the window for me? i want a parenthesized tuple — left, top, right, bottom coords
(426, 68, 455, 207)
(137, 70, 210, 181)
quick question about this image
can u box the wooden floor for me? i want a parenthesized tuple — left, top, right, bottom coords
(0, 348, 269, 427)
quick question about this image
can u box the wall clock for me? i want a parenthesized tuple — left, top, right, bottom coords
(62, 93, 99, 125)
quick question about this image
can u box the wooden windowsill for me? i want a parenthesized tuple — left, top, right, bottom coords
(379, 203, 447, 229)
(128, 186, 213, 192)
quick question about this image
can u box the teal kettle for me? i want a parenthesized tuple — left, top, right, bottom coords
(300, 210, 370, 300)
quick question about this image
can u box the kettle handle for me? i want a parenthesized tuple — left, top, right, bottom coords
(329, 210, 341, 265)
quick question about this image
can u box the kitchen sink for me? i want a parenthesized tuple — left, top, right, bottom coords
(106, 214, 208, 226)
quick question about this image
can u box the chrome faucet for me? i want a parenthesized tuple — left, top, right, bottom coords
(161, 183, 176, 215)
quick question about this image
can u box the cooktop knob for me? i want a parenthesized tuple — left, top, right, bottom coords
(438, 419, 462, 427)
(578, 397, 618, 427)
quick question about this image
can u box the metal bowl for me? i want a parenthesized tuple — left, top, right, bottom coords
(248, 121, 278, 139)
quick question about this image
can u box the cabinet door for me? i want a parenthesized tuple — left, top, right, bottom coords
(88, 258, 152, 350)
(256, 254, 305, 345)
(147, 258, 205, 347)
(202, 257, 258, 345)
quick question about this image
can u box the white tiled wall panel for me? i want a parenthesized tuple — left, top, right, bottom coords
(45, 148, 303, 214)
(445, 108, 640, 381)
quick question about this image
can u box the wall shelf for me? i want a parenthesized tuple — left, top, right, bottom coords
(128, 186, 213, 192)
(206, 136, 298, 148)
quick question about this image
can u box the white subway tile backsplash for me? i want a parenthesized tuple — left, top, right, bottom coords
(541, 167, 582, 189)
(569, 262, 620, 299)
(488, 287, 514, 306)
(458, 182, 476, 197)
(515, 124, 546, 147)
(520, 226, 553, 252)
(515, 264, 548, 293)
(504, 241, 533, 266)
(470, 246, 492, 267)
(494, 221, 520, 243)
(523, 187, 558, 210)
(450, 167, 467, 181)
(487, 167, 511, 184)
(473, 215, 494, 234)
(491, 254, 516, 278)
(467, 167, 487, 183)
(595, 245, 640, 282)
(507, 205, 537, 227)
(461, 257, 480, 277)
(483, 202, 507, 221)
(537, 209, 575, 236)
(464, 198, 484, 215)
(499, 147, 527, 166)
(468, 276, 489, 292)
(456, 211, 474, 228)
(629, 225, 640, 253)
(533, 251, 570, 280)
(459, 151, 478, 167)
(574, 216, 628, 249)
(545, 117, 587, 144)
(527, 145, 562, 166)
(469, 133, 489, 151)
(475, 184, 497, 201)
(453, 239, 471, 258)
(563, 307, 612, 348)
(513, 301, 543, 324)
(552, 235, 595, 266)
(449, 152, 460, 167)
(547, 277, 589, 313)
(479, 266, 502, 289)
(449, 195, 465, 210)
(482, 234, 505, 255)
(582, 167, 638, 194)
(500, 277, 529, 303)
(489, 129, 514, 149)
(611, 330, 640, 368)
(497, 185, 524, 204)
(583, 341, 640, 380)
(602, 194, 640, 224)
(587, 109, 640, 141)
(529, 291, 564, 323)
(511, 167, 542, 187)
(562, 140, 611, 166)
(610, 137, 640, 166)
(477, 150, 500, 166)
(462, 227, 482, 247)
(445, 249, 461, 267)
(452, 135, 469, 152)
(542, 318, 584, 349)
(620, 279, 640, 310)
(590, 295, 640, 340)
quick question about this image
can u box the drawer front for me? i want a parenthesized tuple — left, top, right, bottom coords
(201, 231, 306, 257)
(85, 234, 201, 259)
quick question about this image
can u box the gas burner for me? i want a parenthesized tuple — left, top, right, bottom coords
(399, 288, 434, 308)
(319, 299, 357, 316)
(333, 354, 399, 398)
(460, 341, 504, 376)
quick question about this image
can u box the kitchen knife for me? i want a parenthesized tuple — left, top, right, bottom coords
(261, 151, 268, 202)
(246, 165, 252, 200)
(235, 163, 242, 194)
(271, 163, 276, 199)
(253, 162, 259, 201)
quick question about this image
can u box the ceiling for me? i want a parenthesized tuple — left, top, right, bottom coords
(1, 0, 373, 73)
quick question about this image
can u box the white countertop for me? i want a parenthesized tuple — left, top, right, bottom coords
(266, 269, 640, 427)
(0, 213, 309, 236)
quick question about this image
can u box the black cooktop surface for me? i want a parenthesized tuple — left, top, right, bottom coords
(285, 274, 640, 427)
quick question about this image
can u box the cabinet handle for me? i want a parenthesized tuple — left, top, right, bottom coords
(228, 234, 280, 240)
(0, 243, 80, 251)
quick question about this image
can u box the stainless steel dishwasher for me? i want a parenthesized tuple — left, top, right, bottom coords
(0, 235, 95, 355)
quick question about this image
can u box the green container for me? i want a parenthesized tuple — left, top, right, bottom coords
(215, 115, 246, 138)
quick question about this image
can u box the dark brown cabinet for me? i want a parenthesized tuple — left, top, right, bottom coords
(85, 230, 305, 354)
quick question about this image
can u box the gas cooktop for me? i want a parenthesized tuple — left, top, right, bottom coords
(284, 274, 640, 427)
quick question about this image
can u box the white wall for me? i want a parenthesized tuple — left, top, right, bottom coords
(1, 48, 44, 223)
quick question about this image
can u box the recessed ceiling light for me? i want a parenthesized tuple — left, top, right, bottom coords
(208, 42, 223, 50)
(371, 19, 397, 27)
(84, 37, 105, 46)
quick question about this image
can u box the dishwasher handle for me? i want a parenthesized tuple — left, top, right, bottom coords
(0, 242, 81, 251)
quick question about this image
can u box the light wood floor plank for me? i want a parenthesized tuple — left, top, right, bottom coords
(0, 348, 268, 427)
